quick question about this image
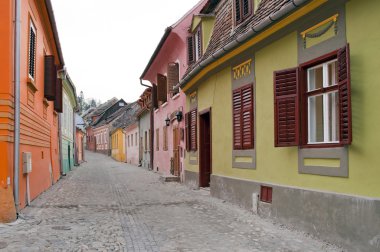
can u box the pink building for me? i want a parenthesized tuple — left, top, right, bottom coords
(124, 122, 139, 165)
(140, 0, 207, 180)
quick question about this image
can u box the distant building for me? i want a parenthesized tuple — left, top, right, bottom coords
(137, 89, 152, 169)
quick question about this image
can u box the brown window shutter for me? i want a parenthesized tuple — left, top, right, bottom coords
(241, 85, 254, 149)
(233, 84, 253, 150)
(54, 78, 63, 113)
(44, 56, 57, 101)
(157, 74, 167, 104)
(242, 0, 250, 17)
(338, 44, 352, 145)
(233, 88, 242, 149)
(190, 109, 197, 151)
(187, 36, 195, 64)
(167, 62, 179, 96)
(185, 112, 190, 151)
(274, 68, 299, 147)
(235, 0, 242, 24)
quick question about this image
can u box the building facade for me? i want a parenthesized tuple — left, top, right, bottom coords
(180, 0, 380, 250)
(61, 75, 77, 174)
(124, 122, 139, 166)
(137, 89, 152, 169)
(140, 0, 207, 180)
(0, 0, 64, 222)
(111, 128, 126, 162)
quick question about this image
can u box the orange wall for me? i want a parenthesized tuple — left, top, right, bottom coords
(0, 0, 62, 209)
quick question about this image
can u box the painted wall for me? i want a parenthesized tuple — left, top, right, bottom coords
(185, 1, 380, 198)
(153, 93, 186, 177)
(124, 123, 139, 166)
(93, 125, 109, 155)
(86, 126, 96, 152)
(0, 0, 62, 217)
(111, 128, 125, 162)
(61, 89, 75, 174)
(76, 129, 84, 163)
(139, 110, 151, 169)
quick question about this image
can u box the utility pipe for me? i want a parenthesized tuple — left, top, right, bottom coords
(13, 0, 22, 215)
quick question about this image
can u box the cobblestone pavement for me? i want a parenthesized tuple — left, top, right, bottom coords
(0, 151, 344, 252)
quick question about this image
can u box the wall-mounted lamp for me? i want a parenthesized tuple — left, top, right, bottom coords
(165, 114, 170, 126)
(176, 106, 183, 122)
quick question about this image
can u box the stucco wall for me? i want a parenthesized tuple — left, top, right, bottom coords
(125, 123, 139, 166)
(139, 111, 151, 169)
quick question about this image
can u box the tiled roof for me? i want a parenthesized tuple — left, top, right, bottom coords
(185, 0, 291, 76)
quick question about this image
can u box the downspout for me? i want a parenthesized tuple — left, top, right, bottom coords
(13, 0, 22, 215)
(140, 79, 154, 170)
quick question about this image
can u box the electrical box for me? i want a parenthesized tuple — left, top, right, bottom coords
(22, 152, 32, 174)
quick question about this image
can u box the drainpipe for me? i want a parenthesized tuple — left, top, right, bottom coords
(140, 79, 154, 170)
(13, 0, 22, 215)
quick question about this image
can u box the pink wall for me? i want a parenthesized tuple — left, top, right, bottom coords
(153, 93, 186, 180)
(93, 125, 109, 154)
(142, 0, 206, 180)
(124, 123, 139, 166)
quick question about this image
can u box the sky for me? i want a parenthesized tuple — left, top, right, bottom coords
(51, 0, 202, 104)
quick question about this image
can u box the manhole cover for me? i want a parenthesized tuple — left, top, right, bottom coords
(52, 226, 71, 231)
(0, 242, 8, 249)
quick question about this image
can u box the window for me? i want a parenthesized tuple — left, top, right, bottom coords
(28, 20, 37, 80)
(135, 133, 137, 146)
(163, 126, 168, 151)
(274, 44, 352, 147)
(260, 186, 272, 203)
(156, 128, 160, 151)
(185, 108, 197, 151)
(128, 135, 130, 147)
(131, 134, 134, 146)
(187, 26, 202, 64)
(232, 84, 254, 150)
(307, 60, 339, 144)
(234, 0, 252, 25)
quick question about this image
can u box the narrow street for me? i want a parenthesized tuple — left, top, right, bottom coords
(0, 151, 342, 252)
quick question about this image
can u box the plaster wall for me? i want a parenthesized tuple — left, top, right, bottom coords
(111, 129, 125, 162)
(125, 123, 139, 166)
(139, 111, 151, 169)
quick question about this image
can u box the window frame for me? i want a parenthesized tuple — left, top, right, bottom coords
(28, 18, 37, 81)
(234, 0, 253, 26)
(300, 49, 344, 148)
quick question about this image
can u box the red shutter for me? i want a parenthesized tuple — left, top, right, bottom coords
(274, 68, 299, 147)
(233, 84, 254, 150)
(157, 74, 167, 104)
(167, 62, 179, 95)
(242, 85, 254, 149)
(54, 78, 63, 113)
(190, 109, 197, 151)
(44, 55, 57, 101)
(233, 89, 242, 149)
(187, 36, 195, 64)
(337, 44, 352, 145)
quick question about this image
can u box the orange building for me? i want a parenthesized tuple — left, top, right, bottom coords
(0, 0, 64, 222)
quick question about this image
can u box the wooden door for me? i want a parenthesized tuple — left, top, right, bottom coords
(199, 111, 211, 187)
(173, 127, 180, 176)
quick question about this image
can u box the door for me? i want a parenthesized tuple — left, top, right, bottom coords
(172, 127, 180, 176)
(68, 145, 71, 170)
(199, 110, 211, 187)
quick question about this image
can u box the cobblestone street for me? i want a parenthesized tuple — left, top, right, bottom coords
(0, 152, 344, 251)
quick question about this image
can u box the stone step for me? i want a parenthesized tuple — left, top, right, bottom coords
(159, 175, 180, 183)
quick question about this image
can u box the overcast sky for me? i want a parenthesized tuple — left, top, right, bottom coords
(51, 0, 201, 104)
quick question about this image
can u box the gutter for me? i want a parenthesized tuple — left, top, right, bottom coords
(177, 0, 310, 89)
(13, 0, 22, 215)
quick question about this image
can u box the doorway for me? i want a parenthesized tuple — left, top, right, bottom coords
(172, 127, 180, 176)
(199, 109, 211, 187)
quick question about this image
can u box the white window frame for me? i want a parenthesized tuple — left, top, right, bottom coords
(28, 21, 37, 80)
(307, 59, 339, 145)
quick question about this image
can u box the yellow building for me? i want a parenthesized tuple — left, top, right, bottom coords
(111, 128, 126, 162)
(180, 0, 380, 250)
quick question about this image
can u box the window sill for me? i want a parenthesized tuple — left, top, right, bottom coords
(171, 93, 180, 100)
(161, 102, 168, 108)
(27, 78, 38, 93)
(301, 143, 344, 149)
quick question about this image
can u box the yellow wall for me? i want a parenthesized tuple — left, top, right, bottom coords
(111, 129, 125, 162)
(186, 0, 380, 197)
